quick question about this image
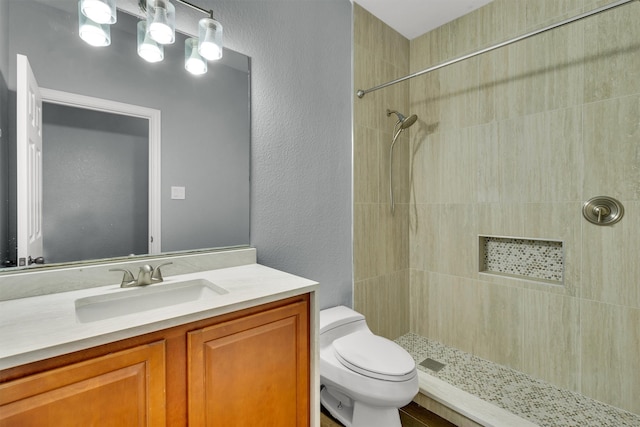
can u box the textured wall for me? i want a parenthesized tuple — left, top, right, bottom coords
(210, 0, 354, 309)
(353, 4, 411, 339)
(407, 0, 640, 415)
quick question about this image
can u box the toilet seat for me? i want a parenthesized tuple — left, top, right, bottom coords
(332, 332, 416, 382)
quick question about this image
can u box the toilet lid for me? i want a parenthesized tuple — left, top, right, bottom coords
(332, 332, 416, 382)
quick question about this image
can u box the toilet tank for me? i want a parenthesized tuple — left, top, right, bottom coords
(320, 306, 366, 335)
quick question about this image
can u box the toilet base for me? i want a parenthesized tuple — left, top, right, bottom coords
(320, 386, 402, 427)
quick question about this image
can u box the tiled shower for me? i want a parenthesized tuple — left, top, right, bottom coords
(353, 0, 640, 422)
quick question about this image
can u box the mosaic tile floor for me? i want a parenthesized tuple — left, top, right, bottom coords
(396, 333, 640, 427)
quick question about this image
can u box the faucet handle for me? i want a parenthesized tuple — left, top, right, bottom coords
(109, 268, 136, 288)
(151, 262, 173, 282)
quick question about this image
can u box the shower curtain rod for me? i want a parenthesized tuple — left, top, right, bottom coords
(356, 0, 638, 98)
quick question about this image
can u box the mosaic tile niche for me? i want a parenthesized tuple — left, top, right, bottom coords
(480, 236, 564, 284)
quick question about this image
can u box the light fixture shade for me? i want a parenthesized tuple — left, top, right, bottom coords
(137, 21, 164, 63)
(198, 17, 223, 61)
(78, 1, 111, 47)
(80, 0, 116, 25)
(146, 0, 175, 45)
(185, 38, 207, 75)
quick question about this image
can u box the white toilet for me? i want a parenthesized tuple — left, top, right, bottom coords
(319, 306, 418, 427)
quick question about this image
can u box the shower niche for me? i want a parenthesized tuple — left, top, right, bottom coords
(479, 236, 564, 285)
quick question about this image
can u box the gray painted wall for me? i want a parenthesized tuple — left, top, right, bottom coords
(210, 0, 354, 308)
(42, 105, 149, 263)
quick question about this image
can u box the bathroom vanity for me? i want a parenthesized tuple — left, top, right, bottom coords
(0, 252, 318, 426)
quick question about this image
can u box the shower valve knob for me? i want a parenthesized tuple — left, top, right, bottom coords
(582, 196, 624, 225)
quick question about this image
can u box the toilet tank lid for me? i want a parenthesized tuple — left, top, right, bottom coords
(320, 306, 365, 334)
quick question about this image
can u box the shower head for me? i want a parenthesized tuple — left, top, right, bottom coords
(387, 109, 418, 129)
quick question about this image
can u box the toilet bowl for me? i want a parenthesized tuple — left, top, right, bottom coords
(319, 306, 418, 427)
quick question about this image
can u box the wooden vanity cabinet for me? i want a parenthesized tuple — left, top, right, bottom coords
(188, 299, 309, 426)
(0, 294, 310, 427)
(0, 341, 166, 427)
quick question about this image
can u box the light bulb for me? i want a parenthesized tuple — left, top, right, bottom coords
(81, 0, 116, 25)
(78, 1, 110, 47)
(185, 38, 207, 75)
(137, 21, 164, 63)
(147, 0, 175, 45)
(198, 18, 223, 61)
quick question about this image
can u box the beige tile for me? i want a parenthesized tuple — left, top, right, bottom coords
(409, 204, 439, 272)
(582, 95, 640, 201)
(581, 300, 640, 414)
(584, 1, 640, 103)
(410, 129, 442, 205)
(353, 203, 383, 281)
(379, 269, 410, 339)
(582, 201, 640, 309)
(353, 275, 385, 336)
(409, 269, 431, 337)
(353, 125, 379, 204)
(379, 203, 409, 273)
(439, 127, 479, 204)
(474, 281, 523, 370)
(523, 202, 582, 297)
(476, 203, 525, 239)
(522, 289, 580, 391)
(436, 204, 478, 279)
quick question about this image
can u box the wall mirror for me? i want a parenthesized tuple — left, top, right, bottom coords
(0, 0, 251, 272)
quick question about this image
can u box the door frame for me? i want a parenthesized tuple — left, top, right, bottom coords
(39, 88, 162, 255)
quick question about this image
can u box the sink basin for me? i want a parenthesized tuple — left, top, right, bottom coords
(75, 279, 229, 323)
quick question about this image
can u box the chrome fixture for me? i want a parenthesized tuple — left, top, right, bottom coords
(77, 0, 224, 75)
(110, 262, 173, 287)
(387, 109, 418, 214)
(357, 0, 638, 98)
(582, 196, 624, 225)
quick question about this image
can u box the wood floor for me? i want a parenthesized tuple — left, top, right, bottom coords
(320, 401, 457, 427)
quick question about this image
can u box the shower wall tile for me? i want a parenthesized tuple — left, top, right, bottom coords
(438, 57, 480, 129)
(436, 204, 478, 279)
(522, 0, 583, 31)
(476, 203, 525, 238)
(353, 125, 379, 204)
(409, 204, 439, 272)
(410, 127, 441, 205)
(474, 281, 524, 370)
(353, 275, 385, 335)
(354, 3, 411, 340)
(353, 203, 383, 281)
(380, 203, 410, 273)
(522, 289, 580, 392)
(409, 269, 432, 337)
(581, 201, 640, 310)
(438, 127, 479, 204)
(523, 202, 582, 297)
(582, 95, 640, 201)
(380, 269, 410, 339)
(584, 1, 640, 103)
(580, 300, 640, 414)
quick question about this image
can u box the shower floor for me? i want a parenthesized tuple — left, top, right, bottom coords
(395, 333, 640, 427)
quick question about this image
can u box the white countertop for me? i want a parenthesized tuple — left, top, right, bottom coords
(0, 263, 318, 370)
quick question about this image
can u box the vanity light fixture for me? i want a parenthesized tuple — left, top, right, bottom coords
(78, 1, 111, 47)
(137, 21, 164, 63)
(78, 0, 223, 75)
(80, 0, 117, 24)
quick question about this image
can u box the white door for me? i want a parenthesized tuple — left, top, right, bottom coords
(16, 54, 44, 267)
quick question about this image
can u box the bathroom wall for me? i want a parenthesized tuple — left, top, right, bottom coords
(213, 0, 354, 309)
(406, 0, 640, 415)
(353, 4, 411, 339)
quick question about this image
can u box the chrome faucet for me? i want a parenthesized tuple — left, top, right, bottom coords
(110, 262, 173, 288)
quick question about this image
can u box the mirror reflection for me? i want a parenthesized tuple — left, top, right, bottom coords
(0, 0, 251, 271)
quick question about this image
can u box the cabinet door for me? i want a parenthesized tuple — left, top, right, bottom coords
(188, 300, 309, 427)
(0, 341, 166, 427)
